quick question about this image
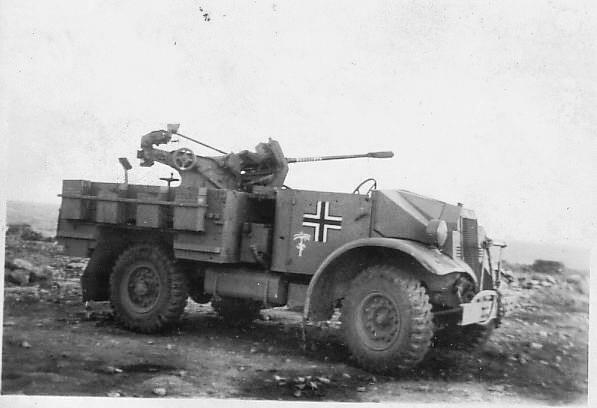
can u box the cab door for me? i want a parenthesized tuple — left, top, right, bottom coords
(271, 189, 372, 275)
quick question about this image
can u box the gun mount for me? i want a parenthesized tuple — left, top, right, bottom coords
(137, 126, 394, 191)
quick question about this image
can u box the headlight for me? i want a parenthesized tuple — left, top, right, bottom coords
(426, 219, 448, 247)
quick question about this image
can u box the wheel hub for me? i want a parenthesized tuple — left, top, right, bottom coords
(359, 293, 400, 350)
(134, 282, 148, 296)
(126, 265, 161, 312)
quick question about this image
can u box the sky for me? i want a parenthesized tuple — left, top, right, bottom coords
(0, 0, 596, 250)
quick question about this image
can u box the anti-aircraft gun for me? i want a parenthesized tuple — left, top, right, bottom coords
(137, 123, 394, 191)
(57, 124, 506, 375)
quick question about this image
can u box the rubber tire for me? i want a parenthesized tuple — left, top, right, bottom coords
(341, 265, 434, 374)
(109, 244, 188, 333)
(212, 297, 262, 327)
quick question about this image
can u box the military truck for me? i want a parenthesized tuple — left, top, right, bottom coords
(57, 124, 506, 373)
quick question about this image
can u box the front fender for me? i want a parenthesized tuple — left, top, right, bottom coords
(303, 237, 476, 320)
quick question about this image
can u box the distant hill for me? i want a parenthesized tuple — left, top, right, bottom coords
(6, 201, 59, 238)
(4, 200, 592, 271)
(502, 240, 591, 272)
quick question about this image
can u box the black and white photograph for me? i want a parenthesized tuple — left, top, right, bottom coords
(0, 1, 594, 406)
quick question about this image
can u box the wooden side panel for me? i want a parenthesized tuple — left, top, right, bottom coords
(95, 186, 126, 224)
(61, 180, 92, 220)
(56, 220, 98, 257)
(136, 187, 169, 228)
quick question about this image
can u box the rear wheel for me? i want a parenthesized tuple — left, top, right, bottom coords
(341, 265, 434, 373)
(212, 297, 262, 327)
(109, 244, 188, 333)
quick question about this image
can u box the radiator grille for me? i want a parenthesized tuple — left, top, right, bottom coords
(461, 217, 480, 274)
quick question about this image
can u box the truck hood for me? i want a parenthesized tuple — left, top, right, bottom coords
(372, 189, 475, 242)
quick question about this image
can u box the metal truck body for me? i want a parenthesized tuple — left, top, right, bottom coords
(57, 126, 505, 373)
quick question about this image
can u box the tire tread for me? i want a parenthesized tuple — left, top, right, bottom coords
(109, 243, 187, 333)
(341, 265, 434, 373)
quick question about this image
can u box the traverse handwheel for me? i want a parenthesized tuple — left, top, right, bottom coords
(172, 147, 197, 171)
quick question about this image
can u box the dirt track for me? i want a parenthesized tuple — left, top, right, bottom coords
(2, 238, 589, 404)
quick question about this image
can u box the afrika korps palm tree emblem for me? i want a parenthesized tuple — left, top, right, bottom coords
(293, 231, 311, 257)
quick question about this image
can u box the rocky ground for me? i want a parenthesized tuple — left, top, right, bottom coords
(1, 226, 589, 404)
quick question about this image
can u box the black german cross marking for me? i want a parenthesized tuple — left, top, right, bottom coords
(302, 201, 342, 243)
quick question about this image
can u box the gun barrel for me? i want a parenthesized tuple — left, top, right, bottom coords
(286, 151, 394, 164)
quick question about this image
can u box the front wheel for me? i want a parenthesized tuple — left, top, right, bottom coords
(110, 244, 188, 333)
(341, 265, 434, 374)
